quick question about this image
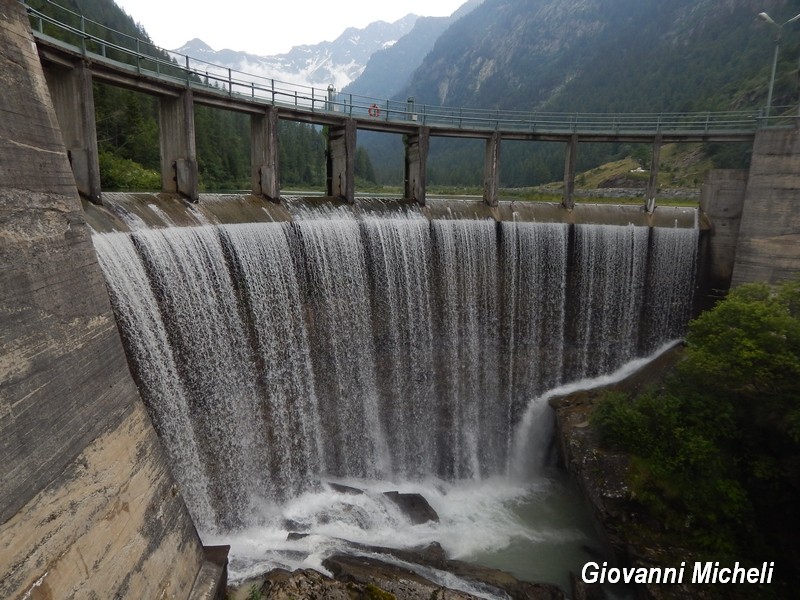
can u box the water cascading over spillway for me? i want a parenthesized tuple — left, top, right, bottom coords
(93, 204, 698, 547)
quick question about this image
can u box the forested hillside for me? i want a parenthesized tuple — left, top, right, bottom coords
(405, 0, 800, 112)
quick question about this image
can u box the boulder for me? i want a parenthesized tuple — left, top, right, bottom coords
(323, 553, 480, 600)
(570, 571, 606, 600)
(328, 482, 365, 495)
(259, 568, 353, 600)
(446, 559, 564, 600)
(383, 491, 440, 524)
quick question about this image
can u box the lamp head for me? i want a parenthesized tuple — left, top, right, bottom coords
(758, 12, 777, 26)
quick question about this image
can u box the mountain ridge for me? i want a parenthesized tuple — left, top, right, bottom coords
(172, 14, 420, 91)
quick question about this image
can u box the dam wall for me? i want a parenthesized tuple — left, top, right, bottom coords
(732, 128, 800, 286)
(0, 1, 215, 597)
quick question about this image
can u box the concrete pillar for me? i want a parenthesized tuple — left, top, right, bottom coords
(326, 118, 356, 202)
(251, 106, 279, 200)
(159, 90, 198, 201)
(699, 169, 748, 294)
(483, 131, 501, 207)
(562, 134, 578, 210)
(43, 63, 102, 204)
(404, 127, 430, 205)
(645, 135, 662, 213)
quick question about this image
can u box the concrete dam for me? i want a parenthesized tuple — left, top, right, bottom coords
(3, 0, 800, 597)
(82, 191, 697, 591)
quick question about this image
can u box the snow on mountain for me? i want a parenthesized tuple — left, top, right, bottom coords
(173, 14, 418, 95)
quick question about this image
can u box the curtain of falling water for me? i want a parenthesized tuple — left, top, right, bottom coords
(93, 232, 215, 527)
(219, 223, 323, 500)
(131, 226, 271, 529)
(500, 222, 569, 428)
(291, 213, 391, 480)
(431, 219, 502, 479)
(92, 209, 699, 533)
(361, 213, 438, 478)
(571, 224, 650, 378)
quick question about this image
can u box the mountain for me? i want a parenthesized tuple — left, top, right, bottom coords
(403, 0, 800, 113)
(353, 0, 800, 186)
(173, 15, 419, 91)
(344, 0, 485, 99)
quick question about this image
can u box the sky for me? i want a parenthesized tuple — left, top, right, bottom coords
(113, 0, 469, 56)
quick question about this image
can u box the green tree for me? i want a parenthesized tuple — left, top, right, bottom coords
(355, 146, 377, 183)
(593, 280, 800, 574)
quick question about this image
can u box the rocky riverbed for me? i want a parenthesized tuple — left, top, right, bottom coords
(229, 535, 566, 600)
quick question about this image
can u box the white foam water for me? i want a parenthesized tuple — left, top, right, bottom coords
(205, 475, 601, 594)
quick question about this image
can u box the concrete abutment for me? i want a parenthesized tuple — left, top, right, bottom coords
(732, 128, 800, 286)
(0, 0, 222, 597)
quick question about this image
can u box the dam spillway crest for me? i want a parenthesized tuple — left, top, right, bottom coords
(90, 198, 698, 587)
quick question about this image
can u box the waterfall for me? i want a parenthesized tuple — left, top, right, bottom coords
(431, 219, 502, 479)
(92, 206, 698, 538)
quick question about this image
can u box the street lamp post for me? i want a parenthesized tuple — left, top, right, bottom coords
(758, 11, 800, 118)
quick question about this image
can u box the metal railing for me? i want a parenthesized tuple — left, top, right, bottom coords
(23, 0, 796, 135)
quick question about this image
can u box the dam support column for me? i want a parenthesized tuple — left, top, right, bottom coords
(327, 118, 356, 203)
(251, 106, 280, 201)
(404, 127, 430, 205)
(562, 134, 578, 210)
(43, 62, 102, 204)
(483, 131, 501, 207)
(732, 128, 800, 285)
(645, 135, 662, 213)
(699, 169, 747, 299)
(159, 90, 198, 201)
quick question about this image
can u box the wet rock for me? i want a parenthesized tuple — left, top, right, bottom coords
(570, 572, 606, 600)
(323, 553, 480, 600)
(259, 568, 353, 600)
(446, 559, 564, 600)
(282, 518, 308, 532)
(383, 490, 440, 524)
(335, 541, 563, 600)
(328, 482, 365, 495)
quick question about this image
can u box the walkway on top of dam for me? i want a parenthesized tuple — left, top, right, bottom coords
(24, 0, 784, 144)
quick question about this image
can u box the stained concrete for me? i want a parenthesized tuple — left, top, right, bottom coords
(0, 1, 210, 596)
(699, 169, 748, 294)
(732, 128, 800, 286)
